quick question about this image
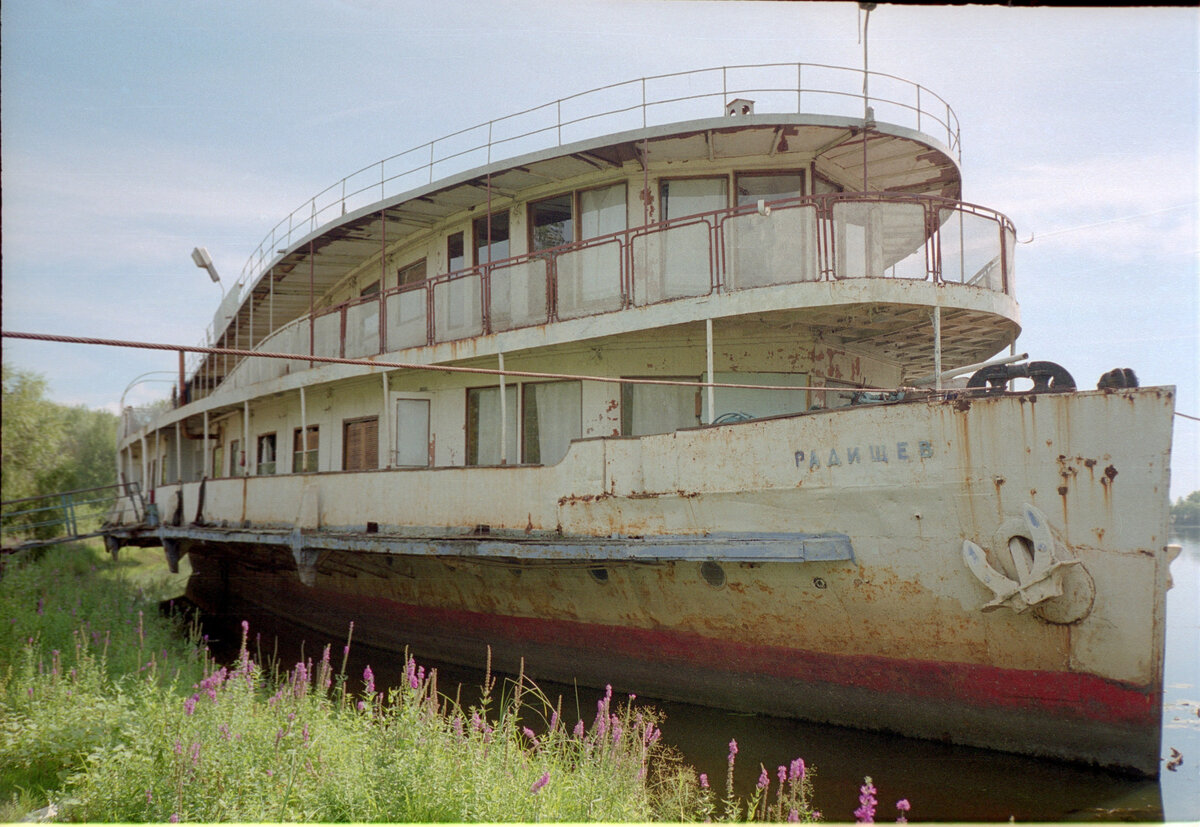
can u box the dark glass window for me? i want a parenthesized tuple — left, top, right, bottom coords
(447, 232, 465, 272)
(736, 172, 805, 207)
(530, 195, 574, 252)
(473, 210, 510, 265)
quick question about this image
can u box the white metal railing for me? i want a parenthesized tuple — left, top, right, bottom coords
(226, 63, 960, 326)
(203, 193, 1012, 401)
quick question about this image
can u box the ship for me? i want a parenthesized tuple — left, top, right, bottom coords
(110, 62, 1175, 776)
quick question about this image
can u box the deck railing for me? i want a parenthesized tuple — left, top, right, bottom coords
(1, 483, 145, 552)
(227, 63, 960, 326)
(205, 192, 1013, 397)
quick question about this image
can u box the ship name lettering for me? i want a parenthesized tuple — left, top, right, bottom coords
(793, 440, 934, 470)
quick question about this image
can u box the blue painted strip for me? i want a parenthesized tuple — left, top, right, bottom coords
(163, 526, 854, 564)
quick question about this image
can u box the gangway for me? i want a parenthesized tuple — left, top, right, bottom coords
(1, 482, 148, 555)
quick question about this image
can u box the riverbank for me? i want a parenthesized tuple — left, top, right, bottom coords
(1, 542, 834, 822)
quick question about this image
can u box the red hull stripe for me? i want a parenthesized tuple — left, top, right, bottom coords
(318, 587, 1156, 727)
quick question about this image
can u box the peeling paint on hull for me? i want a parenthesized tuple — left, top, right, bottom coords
(172, 388, 1175, 777)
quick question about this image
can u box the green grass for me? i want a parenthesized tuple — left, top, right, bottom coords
(0, 541, 820, 822)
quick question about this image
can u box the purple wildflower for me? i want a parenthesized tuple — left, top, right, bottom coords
(790, 757, 806, 782)
(788, 809, 800, 822)
(778, 765, 788, 785)
(699, 773, 709, 789)
(573, 719, 585, 738)
(895, 799, 911, 824)
(757, 765, 770, 790)
(728, 739, 739, 761)
(146, 790, 153, 804)
(453, 716, 464, 738)
(549, 710, 559, 731)
(530, 771, 550, 794)
(363, 665, 375, 697)
(523, 726, 537, 744)
(169, 814, 179, 823)
(189, 742, 201, 768)
(183, 695, 198, 716)
(854, 776, 878, 824)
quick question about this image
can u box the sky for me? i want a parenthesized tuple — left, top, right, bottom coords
(2, 0, 1197, 499)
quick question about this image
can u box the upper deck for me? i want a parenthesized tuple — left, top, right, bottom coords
(178, 63, 1015, 411)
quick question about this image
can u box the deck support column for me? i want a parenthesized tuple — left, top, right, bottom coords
(705, 318, 715, 425)
(299, 386, 307, 472)
(932, 304, 943, 391)
(382, 372, 391, 469)
(203, 410, 210, 478)
(499, 351, 508, 465)
(175, 421, 183, 483)
(244, 401, 251, 476)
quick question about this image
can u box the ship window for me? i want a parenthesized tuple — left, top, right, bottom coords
(473, 210, 510, 266)
(343, 417, 379, 471)
(580, 183, 627, 240)
(466, 385, 518, 466)
(230, 438, 243, 476)
(530, 195, 574, 252)
(211, 444, 223, 479)
(256, 433, 277, 476)
(394, 398, 430, 467)
(447, 232, 465, 273)
(736, 171, 805, 206)
(398, 258, 427, 286)
(660, 177, 727, 221)
(522, 381, 581, 465)
(620, 378, 701, 436)
(360, 280, 380, 297)
(293, 425, 319, 473)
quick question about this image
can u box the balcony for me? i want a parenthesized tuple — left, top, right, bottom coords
(201, 192, 1014, 398)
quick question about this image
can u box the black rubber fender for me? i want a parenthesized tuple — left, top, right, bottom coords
(967, 361, 1076, 394)
(1097, 367, 1139, 390)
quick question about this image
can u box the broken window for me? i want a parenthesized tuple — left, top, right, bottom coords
(397, 258, 427, 287)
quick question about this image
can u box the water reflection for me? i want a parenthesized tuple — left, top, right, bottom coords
(193, 529, 1199, 822)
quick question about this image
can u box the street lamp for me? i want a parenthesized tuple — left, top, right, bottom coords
(192, 247, 224, 299)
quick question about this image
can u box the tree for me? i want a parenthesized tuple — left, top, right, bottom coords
(2, 363, 119, 538)
(1172, 490, 1200, 528)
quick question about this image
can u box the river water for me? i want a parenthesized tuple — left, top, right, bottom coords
(197, 529, 1200, 822)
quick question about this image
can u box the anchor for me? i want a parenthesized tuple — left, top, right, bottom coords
(962, 503, 1092, 622)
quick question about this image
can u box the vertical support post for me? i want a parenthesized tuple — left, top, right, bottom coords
(203, 409, 210, 479)
(382, 372, 391, 469)
(499, 351, 508, 466)
(314, 240, 319, 367)
(299, 385, 308, 472)
(244, 401, 251, 476)
(269, 267, 274, 333)
(175, 421, 183, 484)
(140, 435, 148, 494)
(705, 318, 715, 425)
(933, 304, 943, 391)
(178, 350, 185, 407)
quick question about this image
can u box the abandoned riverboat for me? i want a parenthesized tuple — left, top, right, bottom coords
(111, 64, 1175, 775)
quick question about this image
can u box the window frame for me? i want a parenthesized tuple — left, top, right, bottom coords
(292, 425, 319, 473)
(342, 416, 380, 471)
(256, 432, 277, 476)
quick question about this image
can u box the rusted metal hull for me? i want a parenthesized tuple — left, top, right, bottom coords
(175, 387, 1175, 776)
